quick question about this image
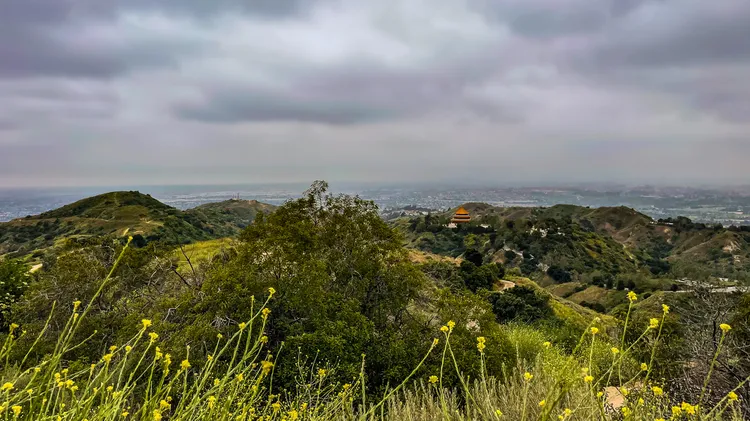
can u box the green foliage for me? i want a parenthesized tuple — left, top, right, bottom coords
(0, 259, 30, 328)
(487, 286, 552, 324)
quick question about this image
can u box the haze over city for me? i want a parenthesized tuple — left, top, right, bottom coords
(2, 0, 749, 187)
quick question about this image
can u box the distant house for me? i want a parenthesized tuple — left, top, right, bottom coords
(450, 206, 471, 224)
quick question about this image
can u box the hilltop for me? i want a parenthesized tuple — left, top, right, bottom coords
(0, 191, 276, 258)
(394, 202, 750, 311)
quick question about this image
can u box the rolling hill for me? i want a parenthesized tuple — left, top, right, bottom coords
(394, 202, 750, 286)
(0, 191, 276, 258)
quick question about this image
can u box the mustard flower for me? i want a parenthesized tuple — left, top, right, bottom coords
(628, 291, 637, 302)
(641, 363, 648, 371)
(662, 304, 670, 314)
(1, 382, 13, 392)
(590, 327, 599, 335)
(268, 287, 276, 296)
(652, 386, 663, 396)
(141, 319, 152, 329)
(180, 359, 191, 371)
(720, 323, 732, 333)
(584, 375, 594, 383)
(12, 405, 21, 417)
(728, 391, 738, 401)
(539, 400, 546, 407)
(429, 375, 438, 384)
(524, 372, 533, 382)
(649, 318, 659, 329)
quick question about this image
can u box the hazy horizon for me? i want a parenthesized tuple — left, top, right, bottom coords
(2, 1, 749, 187)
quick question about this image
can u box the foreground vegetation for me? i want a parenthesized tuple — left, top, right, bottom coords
(1, 182, 749, 419)
(1, 242, 746, 419)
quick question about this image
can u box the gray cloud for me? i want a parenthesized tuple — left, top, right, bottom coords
(1, 0, 749, 187)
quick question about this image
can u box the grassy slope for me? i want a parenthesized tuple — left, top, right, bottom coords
(0, 192, 276, 258)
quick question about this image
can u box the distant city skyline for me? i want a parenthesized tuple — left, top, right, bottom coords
(1, 1, 749, 187)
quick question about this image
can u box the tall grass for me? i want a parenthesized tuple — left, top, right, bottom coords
(0, 240, 747, 420)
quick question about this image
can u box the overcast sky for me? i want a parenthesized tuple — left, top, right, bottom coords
(1, 0, 749, 187)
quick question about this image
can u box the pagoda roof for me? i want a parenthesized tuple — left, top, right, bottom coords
(454, 206, 470, 215)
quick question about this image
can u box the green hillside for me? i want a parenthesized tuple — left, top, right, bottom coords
(0, 192, 275, 258)
(395, 202, 750, 312)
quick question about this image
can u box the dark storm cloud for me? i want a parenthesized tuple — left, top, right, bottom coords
(585, 3, 750, 68)
(0, 0, 312, 78)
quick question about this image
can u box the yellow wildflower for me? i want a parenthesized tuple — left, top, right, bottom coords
(440, 326, 449, 333)
(152, 410, 162, 421)
(262, 308, 271, 318)
(432, 338, 439, 346)
(271, 402, 281, 412)
(477, 337, 486, 353)
(125, 346, 132, 354)
(622, 407, 631, 417)
(539, 400, 546, 407)
(12, 405, 21, 417)
(641, 363, 648, 371)
(649, 318, 659, 329)
(628, 291, 637, 302)
(590, 327, 599, 335)
(524, 372, 533, 382)
(217, 333, 223, 340)
(447, 320, 456, 330)
(720, 323, 732, 333)
(268, 287, 276, 296)
(495, 409, 503, 417)
(121, 410, 129, 417)
(214, 379, 220, 387)
(102, 353, 113, 363)
(110, 345, 117, 352)
(681, 402, 696, 415)
(261, 360, 274, 375)
(652, 386, 663, 396)
(238, 322, 246, 330)
(429, 375, 438, 384)
(597, 391, 604, 398)
(584, 375, 594, 383)
(672, 406, 681, 417)
(159, 400, 170, 410)
(543, 341, 551, 348)
(107, 386, 114, 392)
(728, 391, 738, 401)
(73, 300, 81, 311)
(149, 332, 159, 343)
(662, 304, 670, 314)
(208, 396, 216, 409)
(26, 389, 33, 395)
(287, 409, 299, 421)
(9, 323, 19, 332)
(260, 335, 269, 343)
(141, 319, 152, 329)
(235, 373, 244, 382)
(611, 347, 619, 354)
(1, 382, 13, 392)
(180, 359, 191, 371)
(318, 368, 327, 377)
